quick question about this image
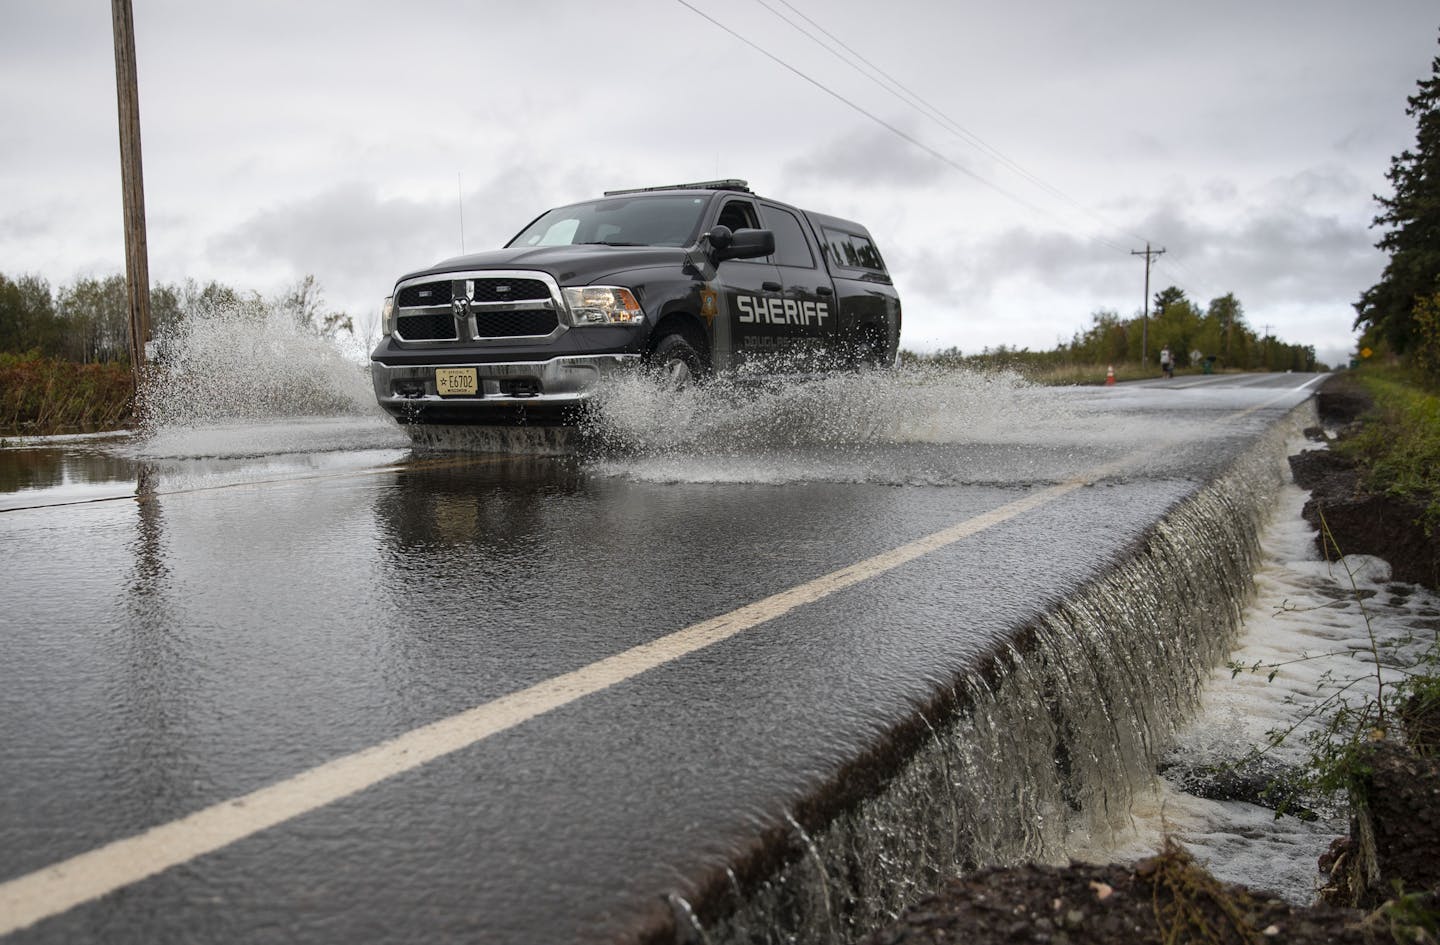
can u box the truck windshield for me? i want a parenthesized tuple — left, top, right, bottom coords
(508, 195, 707, 249)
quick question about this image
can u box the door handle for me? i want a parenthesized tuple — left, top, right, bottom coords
(816, 285, 834, 296)
(762, 281, 782, 292)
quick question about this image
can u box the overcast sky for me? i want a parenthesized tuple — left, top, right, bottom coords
(3, 0, 1437, 365)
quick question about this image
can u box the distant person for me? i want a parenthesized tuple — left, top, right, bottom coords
(1159, 346, 1174, 379)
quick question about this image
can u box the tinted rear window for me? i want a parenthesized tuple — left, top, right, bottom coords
(821, 227, 887, 273)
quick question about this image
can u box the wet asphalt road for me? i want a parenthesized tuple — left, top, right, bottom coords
(0, 372, 1322, 943)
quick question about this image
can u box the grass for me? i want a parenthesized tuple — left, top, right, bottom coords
(896, 352, 1212, 386)
(0, 352, 134, 437)
(1333, 364, 1440, 534)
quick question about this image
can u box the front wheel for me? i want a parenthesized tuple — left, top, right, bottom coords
(848, 323, 893, 370)
(648, 331, 706, 387)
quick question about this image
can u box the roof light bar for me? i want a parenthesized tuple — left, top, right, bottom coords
(603, 179, 752, 196)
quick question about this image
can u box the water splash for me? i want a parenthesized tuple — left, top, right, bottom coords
(404, 423, 578, 456)
(584, 365, 1079, 452)
(580, 365, 1180, 486)
(139, 305, 380, 429)
(131, 302, 403, 460)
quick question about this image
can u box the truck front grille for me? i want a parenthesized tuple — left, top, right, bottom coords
(396, 312, 458, 341)
(396, 282, 453, 307)
(392, 271, 563, 342)
(473, 278, 550, 303)
(477, 310, 560, 337)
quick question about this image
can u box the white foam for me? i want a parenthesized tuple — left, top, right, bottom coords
(1073, 447, 1440, 902)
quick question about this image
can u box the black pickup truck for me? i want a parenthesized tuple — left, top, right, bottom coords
(369, 179, 901, 424)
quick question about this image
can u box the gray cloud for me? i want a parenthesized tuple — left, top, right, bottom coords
(211, 185, 446, 296)
(886, 162, 1385, 354)
(208, 167, 552, 315)
(781, 124, 954, 190)
(4, 0, 1436, 360)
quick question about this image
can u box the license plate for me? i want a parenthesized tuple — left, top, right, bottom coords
(435, 368, 478, 396)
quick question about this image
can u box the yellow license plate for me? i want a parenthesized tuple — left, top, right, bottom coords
(435, 368, 478, 396)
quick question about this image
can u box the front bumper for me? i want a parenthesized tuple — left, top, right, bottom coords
(370, 353, 640, 425)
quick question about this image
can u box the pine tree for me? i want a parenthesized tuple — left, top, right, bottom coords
(1355, 32, 1440, 355)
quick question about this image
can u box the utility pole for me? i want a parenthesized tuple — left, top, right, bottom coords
(1130, 243, 1165, 365)
(111, 0, 151, 388)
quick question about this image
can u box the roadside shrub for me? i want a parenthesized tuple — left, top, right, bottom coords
(1335, 366, 1440, 535)
(0, 351, 133, 435)
(1412, 292, 1440, 385)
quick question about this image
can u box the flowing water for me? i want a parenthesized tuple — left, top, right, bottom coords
(693, 419, 1296, 944)
(692, 429, 1440, 944)
(1074, 477, 1440, 902)
(8, 313, 1384, 942)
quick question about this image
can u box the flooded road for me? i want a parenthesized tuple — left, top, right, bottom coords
(0, 370, 1322, 943)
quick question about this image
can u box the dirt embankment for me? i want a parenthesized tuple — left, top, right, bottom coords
(1289, 374, 1440, 589)
(861, 373, 1440, 945)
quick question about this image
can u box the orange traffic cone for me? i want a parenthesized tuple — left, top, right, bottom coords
(1105, 365, 1116, 386)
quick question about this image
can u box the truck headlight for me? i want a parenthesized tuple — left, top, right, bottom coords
(563, 286, 644, 325)
(381, 295, 395, 335)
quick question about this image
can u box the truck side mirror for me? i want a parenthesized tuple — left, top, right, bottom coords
(711, 226, 775, 262)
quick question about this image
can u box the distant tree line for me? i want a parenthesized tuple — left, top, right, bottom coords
(914, 286, 1321, 375)
(0, 271, 354, 364)
(1059, 287, 1317, 372)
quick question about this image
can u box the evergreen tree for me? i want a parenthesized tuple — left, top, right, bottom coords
(1355, 32, 1440, 354)
(1152, 286, 1201, 365)
(1153, 286, 1187, 314)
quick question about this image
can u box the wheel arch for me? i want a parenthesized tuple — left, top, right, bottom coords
(646, 311, 710, 361)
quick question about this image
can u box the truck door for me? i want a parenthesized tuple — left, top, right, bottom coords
(710, 196, 784, 371)
(759, 202, 835, 368)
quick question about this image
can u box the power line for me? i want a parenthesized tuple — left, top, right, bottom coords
(672, 0, 1079, 231)
(756, 0, 1146, 251)
(1153, 253, 1224, 303)
(678, 0, 1222, 311)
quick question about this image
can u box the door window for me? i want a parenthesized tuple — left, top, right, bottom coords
(765, 208, 816, 270)
(716, 200, 760, 232)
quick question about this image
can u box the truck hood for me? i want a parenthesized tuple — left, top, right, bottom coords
(397, 245, 692, 287)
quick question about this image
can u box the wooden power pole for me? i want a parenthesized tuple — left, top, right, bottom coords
(1130, 243, 1165, 365)
(112, 0, 151, 386)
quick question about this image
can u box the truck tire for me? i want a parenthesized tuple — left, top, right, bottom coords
(649, 331, 705, 387)
(852, 323, 892, 369)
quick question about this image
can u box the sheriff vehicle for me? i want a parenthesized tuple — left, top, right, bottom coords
(369, 180, 901, 424)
